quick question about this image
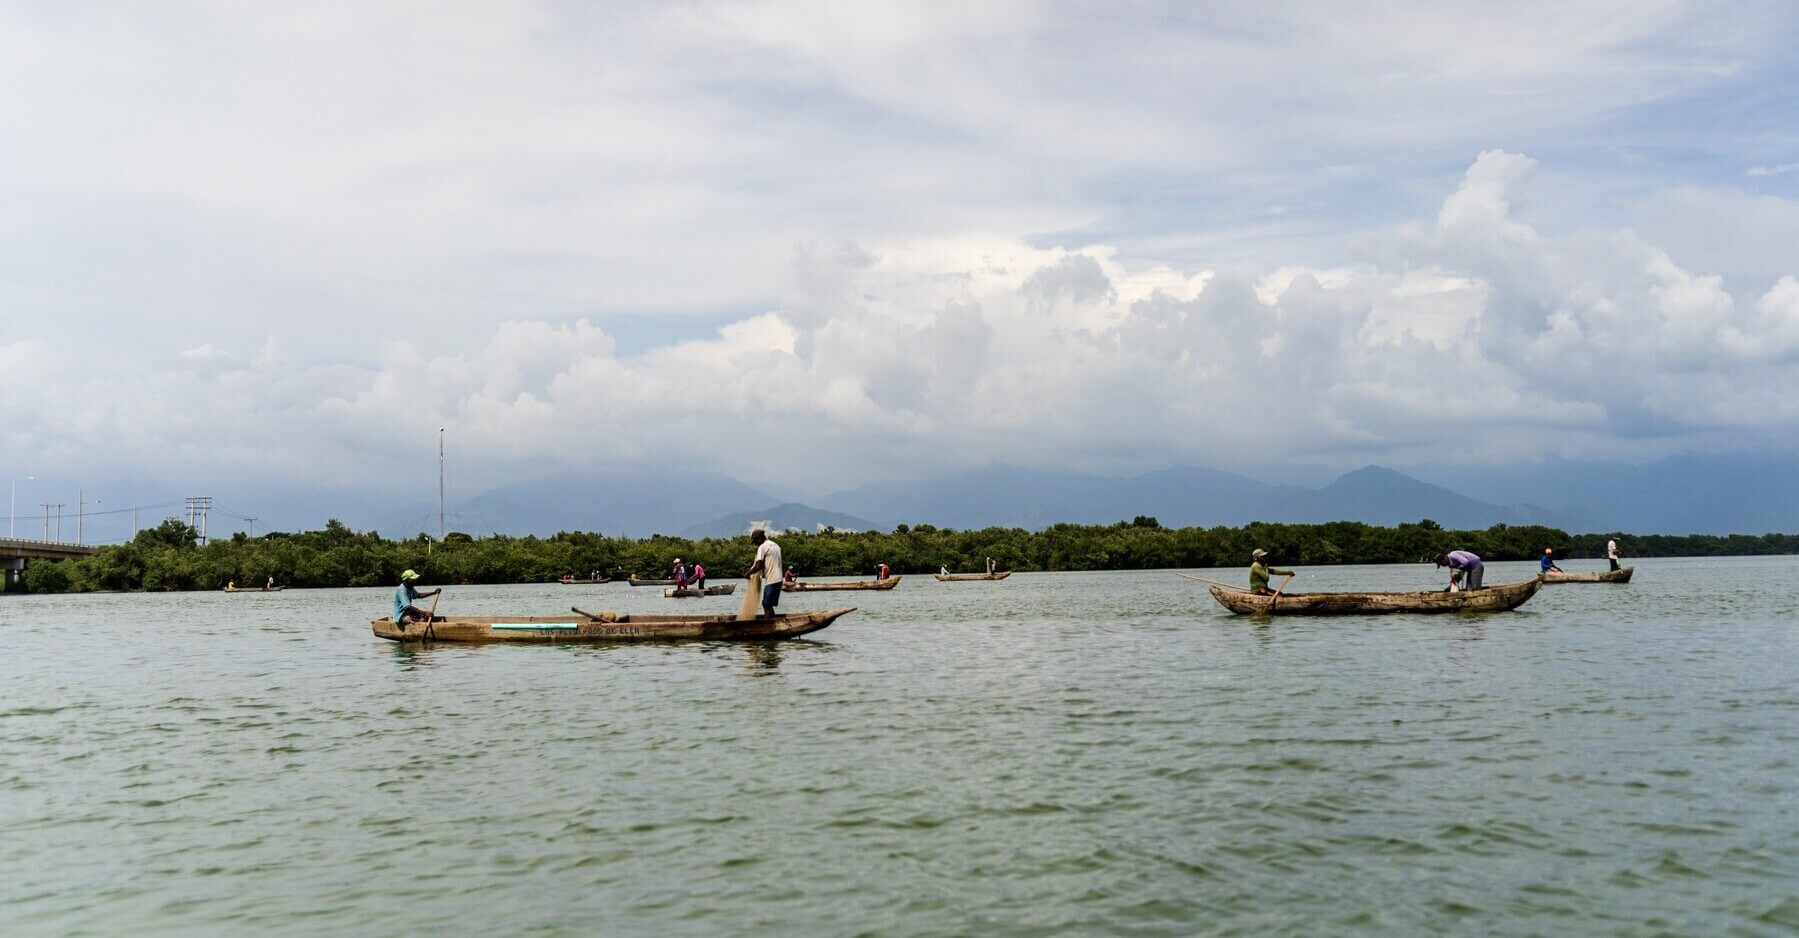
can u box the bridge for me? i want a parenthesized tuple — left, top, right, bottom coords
(1, 538, 100, 590)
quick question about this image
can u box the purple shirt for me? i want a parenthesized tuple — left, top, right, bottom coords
(1447, 550, 1482, 569)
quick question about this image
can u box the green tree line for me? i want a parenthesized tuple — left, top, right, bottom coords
(14, 515, 1799, 594)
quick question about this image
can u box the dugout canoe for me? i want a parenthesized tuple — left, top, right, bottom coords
(371, 607, 855, 643)
(627, 577, 677, 586)
(662, 584, 737, 597)
(224, 586, 285, 592)
(1543, 567, 1633, 584)
(1208, 576, 1543, 616)
(933, 572, 1012, 582)
(783, 577, 901, 592)
(558, 576, 610, 585)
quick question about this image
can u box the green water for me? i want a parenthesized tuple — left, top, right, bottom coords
(3, 559, 1796, 935)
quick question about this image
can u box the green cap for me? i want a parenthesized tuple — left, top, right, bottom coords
(401, 569, 420, 581)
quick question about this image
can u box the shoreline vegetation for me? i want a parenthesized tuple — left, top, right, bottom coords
(12, 516, 1799, 594)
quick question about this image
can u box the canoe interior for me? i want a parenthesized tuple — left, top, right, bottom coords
(372, 608, 856, 643)
(1543, 566, 1634, 584)
(1208, 576, 1543, 616)
(933, 572, 1012, 581)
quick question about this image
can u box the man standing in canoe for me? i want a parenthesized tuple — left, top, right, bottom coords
(878, 562, 891, 581)
(673, 558, 688, 591)
(1541, 548, 1563, 575)
(1249, 549, 1293, 596)
(1606, 538, 1622, 571)
(692, 562, 706, 589)
(1436, 550, 1484, 590)
(745, 529, 784, 616)
(391, 569, 442, 628)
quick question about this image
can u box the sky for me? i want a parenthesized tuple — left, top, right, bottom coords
(4, 0, 1799, 514)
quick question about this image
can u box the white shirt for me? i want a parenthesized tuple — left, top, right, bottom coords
(754, 539, 783, 581)
(1606, 539, 1619, 559)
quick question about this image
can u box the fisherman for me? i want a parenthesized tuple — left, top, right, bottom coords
(878, 562, 891, 581)
(783, 565, 796, 584)
(1436, 550, 1484, 590)
(227, 579, 235, 591)
(1249, 548, 1293, 596)
(744, 529, 784, 616)
(391, 569, 442, 628)
(692, 562, 706, 589)
(1541, 548, 1563, 575)
(266, 575, 275, 589)
(940, 564, 950, 576)
(673, 558, 688, 591)
(1606, 538, 1623, 571)
(986, 556, 996, 575)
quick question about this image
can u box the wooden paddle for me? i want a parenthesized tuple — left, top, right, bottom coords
(423, 590, 441, 623)
(1270, 573, 1294, 611)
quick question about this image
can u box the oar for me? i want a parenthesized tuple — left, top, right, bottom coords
(1270, 573, 1294, 611)
(423, 590, 441, 623)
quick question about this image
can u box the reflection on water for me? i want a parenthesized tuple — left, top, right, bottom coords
(3, 558, 1798, 935)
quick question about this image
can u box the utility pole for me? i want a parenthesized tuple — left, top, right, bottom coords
(438, 427, 446, 541)
(77, 489, 83, 545)
(42, 503, 51, 541)
(9, 475, 31, 538)
(244, 517, 257, 537)
(133, 506, 138, 538)
(185, 496, 213, 545)
(53, 503, 64, 542)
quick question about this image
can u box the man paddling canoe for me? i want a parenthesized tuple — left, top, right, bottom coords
(1250, 549, 1293, 596)
(1436, 550, 1484, 590)
(392, 569, 442, 628)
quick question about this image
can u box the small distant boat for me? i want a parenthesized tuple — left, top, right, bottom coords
(372, 607, 855, 643)
(1543, 567, 1633, 584)
(558, 575, 610, 585)
(784, 577, 901, 592)
(933, 571, 1011, 581)
(1208, 576, 1543, 616)
(224, 585, 285, 593)
(663, 584, 737, 597)
(627, 577, 678, 586)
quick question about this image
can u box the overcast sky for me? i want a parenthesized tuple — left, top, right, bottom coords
(5, 1, 1799, 505)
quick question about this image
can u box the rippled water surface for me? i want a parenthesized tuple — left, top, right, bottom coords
(4, 559, 1798, 935)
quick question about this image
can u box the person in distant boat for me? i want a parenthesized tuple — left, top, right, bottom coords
(878, 562, 891, 581)
(783, 565, 796, 584)
(673, 558, 688, 591)
(1436, 550, 1484, 590)
(940, 564, 950, 576)
(391, 569, 442, 628)
(1249, 549, 1293, 596)
(1540, 548, 1563, 575)
(986, 556, 996, 575)
(1606, 538, 1622, 571)
(692, 563, 706, 589)
(227, 580, 235, 591)
(266, 575, 274, 589)
(744, 530, 784, 616)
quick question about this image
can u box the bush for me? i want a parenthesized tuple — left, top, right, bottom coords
(23, 560, 72, 594)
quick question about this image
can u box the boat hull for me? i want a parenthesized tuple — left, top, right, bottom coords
(1208, 576, 1543, 615)
(1543, 567, 1633, 584)
(933, 572, 1012, 581)
(372, 608, 854, 643)
(784, 577, 900, 592)
(558, 578, 610, 585)
(662, 585, 737, 597)
(627, 578, 677, 586)
(224, 587, 285, 593)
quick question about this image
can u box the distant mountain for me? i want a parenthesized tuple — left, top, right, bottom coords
(818, 463, 1569, 531)
(1407, 451, 1799, 535)
(681, 503, 878, 539)
(375, 469, 777, 537)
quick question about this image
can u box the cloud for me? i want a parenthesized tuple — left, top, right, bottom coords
(1747, 163, 1799, 177)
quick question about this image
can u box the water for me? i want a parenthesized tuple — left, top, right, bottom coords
(3, 558, 1797, 935)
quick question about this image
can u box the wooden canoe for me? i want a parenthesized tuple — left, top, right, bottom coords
(1208, 576, 1543, 616)
(371, 607, 854, 643)
(933, 572, 1012, 581)
(627, 577, 677, 586)
(224, 586, 285, 592)
(783, 577, 901, 592)
(662, 584, 737, 597)
(558, 577, 610, 585)
(1543, 566, 1633, 584)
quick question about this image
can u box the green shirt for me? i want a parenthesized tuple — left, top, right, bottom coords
(1249, 561, 1293, 593)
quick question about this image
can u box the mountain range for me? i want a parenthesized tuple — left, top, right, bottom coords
(60, 451, 1799, 541)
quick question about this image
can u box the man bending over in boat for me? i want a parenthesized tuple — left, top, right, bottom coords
(1540, 548, 1563, 575)
(744, 529, 784, 616)
(1249, 549, 1293, 595)
(1436, 550, 1484, 590)
(392, 569, 442, 627)
(692, 563, 706, 589)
